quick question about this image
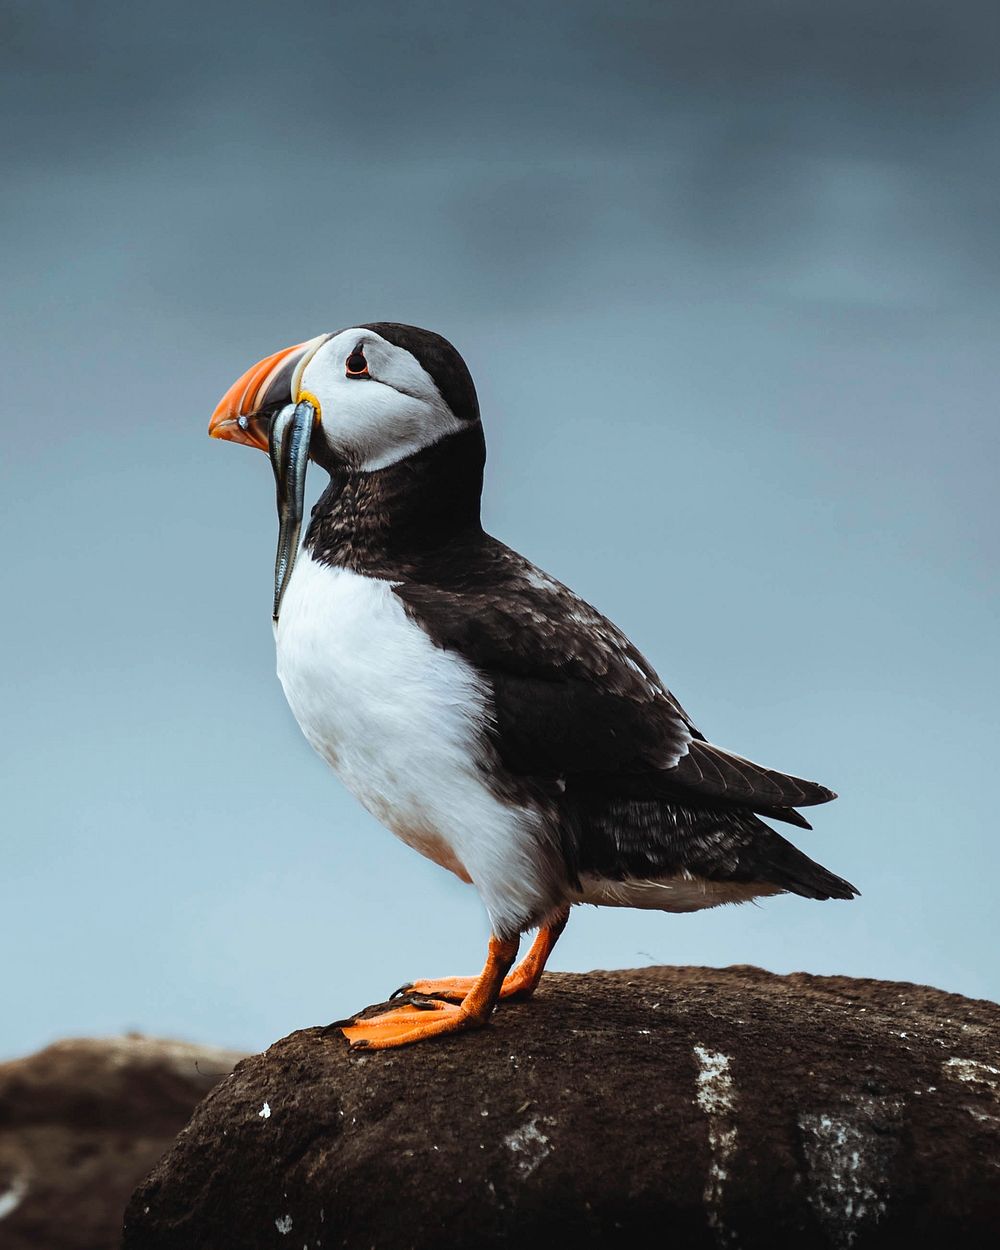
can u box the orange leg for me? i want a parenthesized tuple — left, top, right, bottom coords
(393, 907, 570, 1005)
(341, 935, 519, 1050)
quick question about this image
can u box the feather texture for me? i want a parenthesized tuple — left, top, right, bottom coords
(298, 422, 855, 907)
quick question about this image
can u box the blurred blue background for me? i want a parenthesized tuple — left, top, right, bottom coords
(2, 1, 997, 1059)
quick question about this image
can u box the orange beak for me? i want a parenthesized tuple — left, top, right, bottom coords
(208, 335, 328, 450)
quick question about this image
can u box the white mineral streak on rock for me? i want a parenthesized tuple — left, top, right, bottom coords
(0, 1176, 29, 1221)
(943, 1057, 1000, 1096)
(799, 1096, 900, 1249)
(944, 1058, 1000, 1140)
(965, 1107, 1000, 1126)
(504, 1116, 554, 1178)
(693, 1045, 738, 1245)
(275, 1213, 293, 1234)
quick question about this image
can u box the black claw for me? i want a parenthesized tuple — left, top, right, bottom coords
(322, 1017, 356, 1033)
(390, 982, 414, 1000)
(349, 1039, 370, 1051)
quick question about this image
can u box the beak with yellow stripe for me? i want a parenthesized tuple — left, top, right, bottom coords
(208, 334, 328, 451)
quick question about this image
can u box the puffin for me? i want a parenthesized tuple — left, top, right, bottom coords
(208, 322, 857, 1050)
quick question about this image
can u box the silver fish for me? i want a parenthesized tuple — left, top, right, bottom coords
(267, 400, 315, 621)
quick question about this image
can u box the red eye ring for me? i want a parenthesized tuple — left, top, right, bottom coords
(346, 349, 369, 378)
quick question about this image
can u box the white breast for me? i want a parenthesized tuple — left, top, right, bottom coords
(273, 551, 557, 936)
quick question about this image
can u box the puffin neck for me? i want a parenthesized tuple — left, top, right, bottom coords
(304, 423, 486, 573)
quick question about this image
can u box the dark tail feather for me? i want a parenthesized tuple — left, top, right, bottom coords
(674, 740, 838, 810)
(758, 827, 859, 901)
(757, 805, 813, 831)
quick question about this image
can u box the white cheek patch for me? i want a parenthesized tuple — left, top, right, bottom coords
(301, 329, 465, 471)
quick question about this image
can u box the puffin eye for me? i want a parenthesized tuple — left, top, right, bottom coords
(345, 349, 369, 378)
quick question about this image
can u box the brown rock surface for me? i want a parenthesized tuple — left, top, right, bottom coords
(0, 1034, 245, 1250)
(124, 966, 1000, 1249)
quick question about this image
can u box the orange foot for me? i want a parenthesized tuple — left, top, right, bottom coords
(338, 934, 519, 1050)
(396, 965, 534, 1004)
(342, 999, 476, 1049)
(392, 909, 569, 1005)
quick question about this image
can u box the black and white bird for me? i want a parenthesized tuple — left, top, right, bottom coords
(209, 323, 857, 1049)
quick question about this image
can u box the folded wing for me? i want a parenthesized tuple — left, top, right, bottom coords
(391, 538, 837, 827)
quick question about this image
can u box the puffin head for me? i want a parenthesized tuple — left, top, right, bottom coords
(209, 322, 479, 469)
(208, 323, 480, 617)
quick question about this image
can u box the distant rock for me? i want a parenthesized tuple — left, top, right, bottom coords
(123, 966, 1000, 1248)
(0, 1034, 245, 1250)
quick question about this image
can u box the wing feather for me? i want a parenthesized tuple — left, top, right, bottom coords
(391, 536, 835, 823)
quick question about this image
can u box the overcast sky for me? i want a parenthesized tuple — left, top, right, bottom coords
(2, 1, 998, 1059)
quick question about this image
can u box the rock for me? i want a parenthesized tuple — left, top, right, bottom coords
(0, 1034, 246, 1250)
(123, 967, 1000, 1249)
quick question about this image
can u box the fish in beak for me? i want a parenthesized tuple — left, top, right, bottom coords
(209, 335, 328, 620)
(267, 401, 315, 621)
